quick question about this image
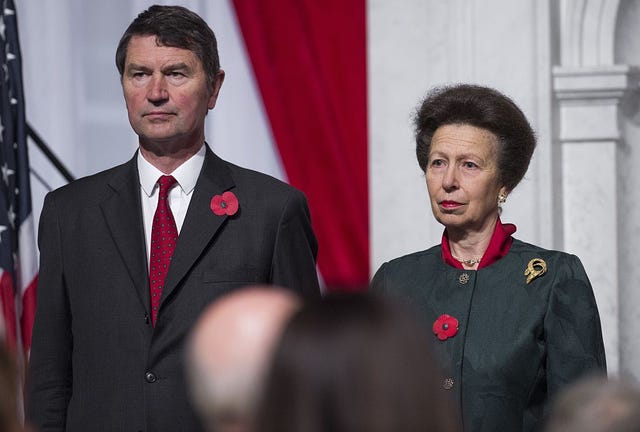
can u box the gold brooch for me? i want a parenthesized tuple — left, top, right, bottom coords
(524, 258, 547, 284)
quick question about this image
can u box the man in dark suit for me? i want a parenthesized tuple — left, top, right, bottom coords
(27, 5, 320, 432)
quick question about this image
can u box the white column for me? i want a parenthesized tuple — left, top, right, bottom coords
(553, 65, 639, 373)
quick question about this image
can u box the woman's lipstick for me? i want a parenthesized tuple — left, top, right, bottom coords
(440, 200, 462, 210)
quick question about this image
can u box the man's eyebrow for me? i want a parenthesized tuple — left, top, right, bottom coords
(125, 63, 152, 72)
(125, 62, 192, 71)
(161, 62, 192, 73)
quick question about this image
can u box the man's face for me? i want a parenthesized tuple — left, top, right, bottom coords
(121, 35, 223, 152)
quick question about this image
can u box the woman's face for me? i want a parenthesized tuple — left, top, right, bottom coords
(425, 124, 507, 234)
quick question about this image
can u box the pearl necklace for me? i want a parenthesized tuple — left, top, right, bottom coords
(452, 255, 481, 266)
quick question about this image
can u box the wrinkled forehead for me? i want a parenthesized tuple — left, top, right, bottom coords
(124, 35, 201, 68)
(430, 124, 499, 156)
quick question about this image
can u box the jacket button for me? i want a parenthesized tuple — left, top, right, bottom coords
(443, 377, 454, 390)
(145, 371, 157, 383)
(144, 314, 150, 325)
(458, 273, 469, 284)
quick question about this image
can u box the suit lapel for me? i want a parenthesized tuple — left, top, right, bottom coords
(160, 147, 235, 304)
(100, 155, 150, 312)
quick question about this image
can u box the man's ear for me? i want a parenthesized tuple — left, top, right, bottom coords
(208, 69, 225, 110)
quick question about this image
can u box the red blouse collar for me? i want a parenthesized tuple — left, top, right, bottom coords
(441, 218, 517, 270)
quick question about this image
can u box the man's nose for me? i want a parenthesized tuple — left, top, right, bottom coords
(147, 75, 169, 103)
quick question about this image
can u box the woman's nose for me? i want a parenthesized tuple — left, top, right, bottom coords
(442, 166, 459, 190)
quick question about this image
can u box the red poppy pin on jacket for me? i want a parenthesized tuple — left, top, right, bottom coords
(433, 314, 459, 341)
(210, 191, 239, 216)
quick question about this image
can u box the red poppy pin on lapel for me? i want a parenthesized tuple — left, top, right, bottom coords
(433, 314, 459, 341)
(210, 191, 239, 216)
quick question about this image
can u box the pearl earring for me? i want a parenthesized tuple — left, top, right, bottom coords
(497, 193, 507, 207)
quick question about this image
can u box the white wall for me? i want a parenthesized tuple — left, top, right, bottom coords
(616, 0, 640, 380)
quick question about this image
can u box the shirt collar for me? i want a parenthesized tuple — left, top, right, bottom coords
(441, 217, 517, 269)
(138, 144, 206, 196)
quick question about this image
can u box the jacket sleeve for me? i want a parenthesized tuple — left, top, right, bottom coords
(544, 254, 607, 397)
(270, 189, 321, 300)
(27, 193, 71, 432)
(369, 263, 388, 293)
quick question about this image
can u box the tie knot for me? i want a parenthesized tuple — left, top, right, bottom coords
(157, 175, 177, 199)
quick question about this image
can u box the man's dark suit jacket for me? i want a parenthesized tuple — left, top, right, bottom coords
(27, 146, 320, 432)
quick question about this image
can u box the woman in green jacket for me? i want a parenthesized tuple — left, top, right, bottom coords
(371, 84, 606, 432)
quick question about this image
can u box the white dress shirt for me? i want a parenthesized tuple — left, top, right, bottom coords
(137, 145, 205, 267)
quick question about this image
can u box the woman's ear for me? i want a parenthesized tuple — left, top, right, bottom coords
(498, 187, 509, 207)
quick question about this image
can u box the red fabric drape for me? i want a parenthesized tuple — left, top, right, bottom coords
(233, 0, 368, 290)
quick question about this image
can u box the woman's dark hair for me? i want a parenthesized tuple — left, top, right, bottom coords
(257, 293, 459, 432)
(414, 84, 536, 192)
(115, 5, 220, 82)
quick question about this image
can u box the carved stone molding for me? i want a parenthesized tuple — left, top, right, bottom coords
(554, 65, 639, 100)
(553, 65, 640, 141)
(560, 0, 621, 67)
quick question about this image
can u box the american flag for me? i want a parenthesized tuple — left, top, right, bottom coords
(0, 0, 38, 362)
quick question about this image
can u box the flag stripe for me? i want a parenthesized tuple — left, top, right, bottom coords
(0, 0, 38, 362)
(20, 276, 36, 351)
(0, 272, 17, 349)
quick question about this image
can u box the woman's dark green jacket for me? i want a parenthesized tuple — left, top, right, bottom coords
(371, 239, 606, 432)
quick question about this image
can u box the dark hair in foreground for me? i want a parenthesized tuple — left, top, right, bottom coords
(257, 293, 460, 432)
(0, 345, 21, 432)
(414, 84, 536, 192)
(115, 5, 220, 81)
(544, 375, 640, 432)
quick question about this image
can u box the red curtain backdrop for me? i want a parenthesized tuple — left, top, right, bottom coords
(233, 0, 369, 290)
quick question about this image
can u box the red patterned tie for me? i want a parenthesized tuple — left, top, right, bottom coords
(149, 175, 178, 326)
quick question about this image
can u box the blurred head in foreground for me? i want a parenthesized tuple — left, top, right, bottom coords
(544, 375, 640, 432)
(258, 292, 460, 432)
(186, 286, 301, 432)
(0, 344, 23, 432)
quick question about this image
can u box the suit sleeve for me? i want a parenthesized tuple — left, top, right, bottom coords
(369, 263, 388, 293)
(544, 254, 607, 397)
(270, 189, 321, 300)
(27, 193, 72, 431)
